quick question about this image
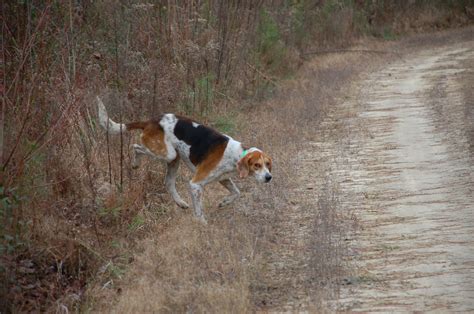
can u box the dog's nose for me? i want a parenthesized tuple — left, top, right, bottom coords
(265, 174, 272, 182)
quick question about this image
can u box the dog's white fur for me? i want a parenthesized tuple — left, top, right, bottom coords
(97, 97, 272, 223)
(97, 97, 124, 134)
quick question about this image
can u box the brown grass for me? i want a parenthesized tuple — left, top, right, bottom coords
(91, 216, 255, 313)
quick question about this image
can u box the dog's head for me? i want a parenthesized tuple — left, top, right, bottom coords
(237, 148, 272, 183)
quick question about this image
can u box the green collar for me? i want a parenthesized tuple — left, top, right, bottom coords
(240, 149, 248, 159)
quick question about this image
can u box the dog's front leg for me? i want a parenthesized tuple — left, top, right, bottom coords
(189, 181, 207, 224)
(165, 157, 189, 209)
(218, 178, 240, 208)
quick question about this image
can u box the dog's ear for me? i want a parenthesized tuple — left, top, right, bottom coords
(265, 156, 272, 172)
(237, 155, 251, 178)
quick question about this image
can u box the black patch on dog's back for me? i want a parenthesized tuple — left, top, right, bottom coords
(173, 117, 229, 165)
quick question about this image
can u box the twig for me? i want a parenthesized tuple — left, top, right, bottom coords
(27, 159, 81, 190)
(215, 90, 238, 106)
(2, 74, 36, 171)
(120, 113, 123, 190)
(152, 67, 158, 116)
(106, 114, 112, 184)
(1, 2, 6, 167)
(5, 5, 51, 96)
(245, 62, 279, 86)
(21, 96, 75, 166)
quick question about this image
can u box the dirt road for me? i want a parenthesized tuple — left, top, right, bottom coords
(332, 40, 474, 311)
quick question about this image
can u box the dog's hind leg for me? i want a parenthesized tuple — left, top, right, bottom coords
(189, 181, 206, 224)
(131, 144, 148, 169)
(218, 178, 240, 208)
(141, 125, 177, 163)
(165, 157, 189, 209)
(133, 141, 176, 164)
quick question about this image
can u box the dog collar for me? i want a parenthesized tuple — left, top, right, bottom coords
(241, 147, 261, 159)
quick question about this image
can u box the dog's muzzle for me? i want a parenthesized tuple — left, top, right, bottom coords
(265, 173, 272, 182)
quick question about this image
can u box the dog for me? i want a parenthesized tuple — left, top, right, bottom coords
(97, 97, 272, 223)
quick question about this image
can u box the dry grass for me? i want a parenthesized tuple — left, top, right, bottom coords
(92, 217, 254, 313)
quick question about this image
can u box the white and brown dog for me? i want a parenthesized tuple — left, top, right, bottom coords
(97, 97, 272, 223)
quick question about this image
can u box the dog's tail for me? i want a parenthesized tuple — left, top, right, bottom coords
(97, 96, 147, 134)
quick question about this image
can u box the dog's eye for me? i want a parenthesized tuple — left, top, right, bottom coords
(254, 164, 261, 169)
(265, 162, 270, 167)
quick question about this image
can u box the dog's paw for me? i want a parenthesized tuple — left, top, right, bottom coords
(176, 200, 189, 209)
(218, 200, 229, 208)
(194, 215, 207, 225)
(218, 196, 236, 208)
